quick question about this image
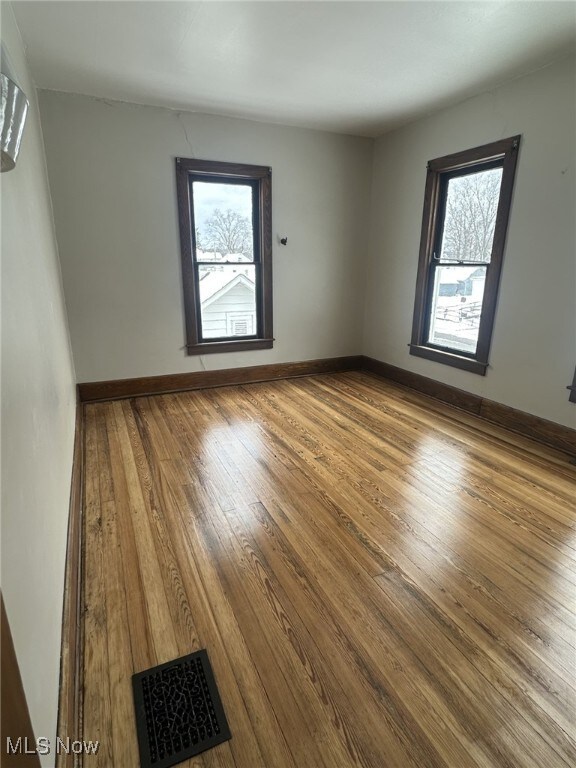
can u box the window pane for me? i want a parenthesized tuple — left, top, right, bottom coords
(198, 264, 257, 339)
(439, 167, 502, 263)
(192, 181, 254, 263)
(427, 265, 487, 355)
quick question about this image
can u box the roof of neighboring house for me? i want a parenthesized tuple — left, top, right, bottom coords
(199, 267, 255, 308)
(439, 265, 486, 283)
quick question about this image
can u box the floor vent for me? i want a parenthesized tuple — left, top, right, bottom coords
(132, 649, 231, 768)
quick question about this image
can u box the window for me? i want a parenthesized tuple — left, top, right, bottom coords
(410, 136, 520, 374)
(175, 158, 273, 354)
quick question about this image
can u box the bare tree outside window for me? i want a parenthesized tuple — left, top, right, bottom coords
(202, 208, 254, 258)
(440, 168, 503, 263)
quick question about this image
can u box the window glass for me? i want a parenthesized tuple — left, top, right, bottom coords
(439, 167, 503, 264)
(198, 264, 257, 339)
(192, 182, 255, 263)
(427, 265, 487, 355)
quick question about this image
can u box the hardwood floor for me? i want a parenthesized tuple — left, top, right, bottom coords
(81, 371, 576, 767)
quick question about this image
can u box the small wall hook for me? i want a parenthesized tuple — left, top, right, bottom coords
(280, 236, 288, 246)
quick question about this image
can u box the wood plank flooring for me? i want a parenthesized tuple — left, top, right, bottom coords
(81, 371, 576, 767)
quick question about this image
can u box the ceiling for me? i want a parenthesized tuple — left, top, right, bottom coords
(11, 1, 576, 137)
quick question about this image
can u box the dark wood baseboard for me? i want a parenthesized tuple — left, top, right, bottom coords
(78, 356, 363, 402)
(362, 356, 483, 414)
(78, 353, 574, 456)
(56, 397, 85, 768)
(477, 399, 576, 456)
(1, 595, 41, 767)
(361, 356, 576, 456)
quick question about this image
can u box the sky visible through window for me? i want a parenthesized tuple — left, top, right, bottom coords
(193, 182, 253, 240)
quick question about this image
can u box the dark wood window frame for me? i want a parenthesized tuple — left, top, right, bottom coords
(175, 158, 273, 355)
(410, 136, 521, 375)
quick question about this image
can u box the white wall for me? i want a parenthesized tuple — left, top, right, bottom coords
(38, 91, 373, 382)
(364, 55, 576, 428)
(1, 5, 76, 759)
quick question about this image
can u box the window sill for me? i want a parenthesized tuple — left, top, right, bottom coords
(187, 338, 274, 355)
(409, 344, 488, 375)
